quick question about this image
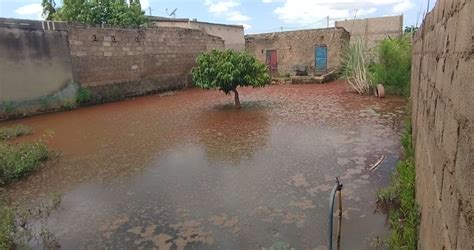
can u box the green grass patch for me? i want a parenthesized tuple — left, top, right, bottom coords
(0, 125, 50, 186)
(378, 119, 420, 249)
(0, 193, 61, 249)
(0, 125, 33, 141)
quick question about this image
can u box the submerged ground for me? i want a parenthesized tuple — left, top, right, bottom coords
(3, 81, 406, 249)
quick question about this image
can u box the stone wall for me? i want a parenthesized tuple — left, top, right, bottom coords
(410, 0, 473, 249)
(335, 15, 403, 50)
(244, 27, 350, 76)
(0, 18, 224, 118)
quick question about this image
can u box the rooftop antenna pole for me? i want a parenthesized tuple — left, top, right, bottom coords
(327, 16, 329, 27)
(148, 7, 152, 16)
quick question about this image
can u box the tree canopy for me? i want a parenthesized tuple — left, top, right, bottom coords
(192, 49, 270, 108)
(42, 0, 148, 26)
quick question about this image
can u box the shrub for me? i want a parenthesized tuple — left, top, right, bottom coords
(370, 35, 412, 96)
(192, 49, 270, 108)
(76, 86, 92, 105)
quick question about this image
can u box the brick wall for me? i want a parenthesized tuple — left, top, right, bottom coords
(335, 15, 403, 50)
(68, 25, 224, 95)
(0, 18, 224, 118)
(410, 0, 473, 248)
(245, 28, 350, 76)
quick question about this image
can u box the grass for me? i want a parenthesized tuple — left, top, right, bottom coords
(0, 193, 61, 249)
(0, 125, 32, 141)
(0, 202, 15, 249)
(76, 86, 92, 105)
(378, 118, 420, 249)
(0, 125, 50, 186)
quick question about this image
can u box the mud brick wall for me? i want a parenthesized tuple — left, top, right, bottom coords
(335, 15, 403, 50)
(68, 25, 224, 94)
(410, 0, 473, 248)
(245, 28, 349, 76)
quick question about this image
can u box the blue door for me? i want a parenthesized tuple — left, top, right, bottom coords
(315, 46, 327, 72)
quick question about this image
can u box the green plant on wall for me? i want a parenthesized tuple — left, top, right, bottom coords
(76, 86, 92, 105)
(192, 49, 270, 108)
(1, 101, 17, 118)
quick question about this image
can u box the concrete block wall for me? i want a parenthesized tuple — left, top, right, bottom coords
(410, 0, 473, 248)
(68, 25, 224, 95)
(335, 15, 403, 50)
(0, 18, 224, 118)
(244, 27, 350, 76)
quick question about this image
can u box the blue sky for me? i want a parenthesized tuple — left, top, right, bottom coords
(0, 0, 435, 34)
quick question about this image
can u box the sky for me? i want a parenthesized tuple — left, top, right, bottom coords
(0, 0, 435, 34)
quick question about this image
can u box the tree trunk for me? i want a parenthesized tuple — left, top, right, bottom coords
(232, 89, 241, 109)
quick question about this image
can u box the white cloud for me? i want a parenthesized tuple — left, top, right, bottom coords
(392, 0, 415, 13)
(205, 0, 252, 24)
(140, 0, 150, 10)
(271, 0, 414, 25)
(205, 0, 240, 14)
(239, 23, 252, 30)
(15, 3, 42, 19)
(227, 11, 251, 21)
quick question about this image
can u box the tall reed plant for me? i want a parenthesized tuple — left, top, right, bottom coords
(340, 39, 372, 95)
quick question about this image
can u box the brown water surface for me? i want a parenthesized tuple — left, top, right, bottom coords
(2, 81, 406, 249)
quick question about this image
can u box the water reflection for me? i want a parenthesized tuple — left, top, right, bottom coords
(197, 101, 270, 164)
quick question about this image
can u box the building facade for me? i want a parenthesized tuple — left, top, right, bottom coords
(150, 17, 245, 51)
(245, 27, 350, 77)
(335, 15, 403, 50)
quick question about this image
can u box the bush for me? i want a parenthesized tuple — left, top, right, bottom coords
(378, 118, 419, 249)
(76, 86, 92, 105)
(370, 36, 412, 96)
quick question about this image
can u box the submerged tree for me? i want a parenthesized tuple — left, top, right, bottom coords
(192, 49, 270, 108)
(43, 0, 148, 26)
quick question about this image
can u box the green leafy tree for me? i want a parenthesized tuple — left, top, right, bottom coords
(41, 0, 57, 20)
(192, 49, 270, 108)
(47, 0, 148, 26)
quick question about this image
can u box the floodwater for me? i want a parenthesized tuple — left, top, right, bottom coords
(2, 81, 406, 249)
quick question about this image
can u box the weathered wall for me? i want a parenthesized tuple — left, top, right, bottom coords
(0, 22, 75, 103)
(0, 18, 224, 118)
(410, 0, 473, 249)
(244, 27, 350, 76)
(335, 15, 403, 50)
(151, 18, 245, 51)
(68, 25, 224, 95)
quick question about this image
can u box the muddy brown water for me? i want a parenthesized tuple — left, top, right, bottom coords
(2, 81, 406, 249)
